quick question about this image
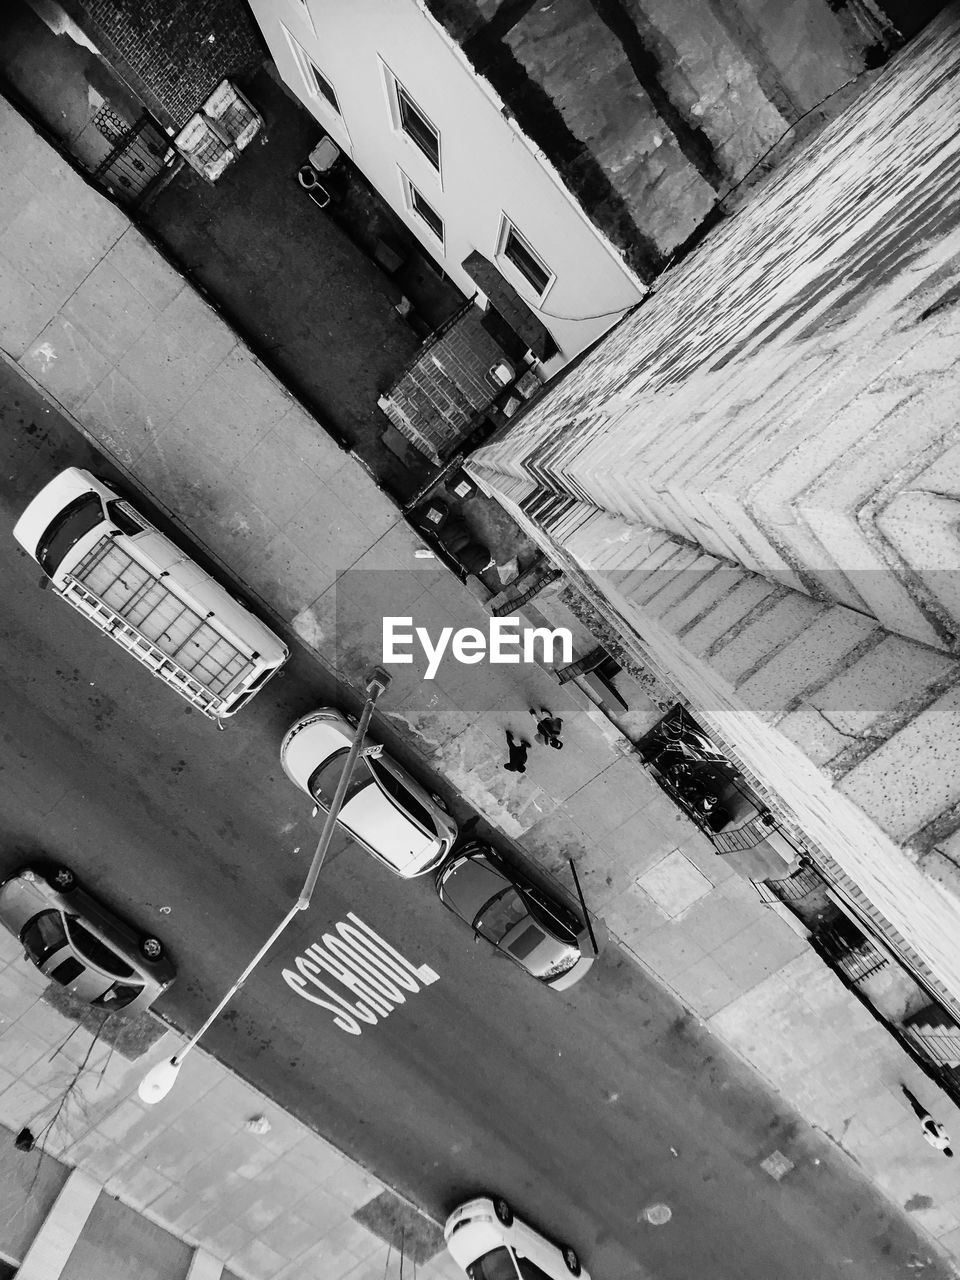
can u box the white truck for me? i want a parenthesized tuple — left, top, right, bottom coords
(14, 468, 289, 721)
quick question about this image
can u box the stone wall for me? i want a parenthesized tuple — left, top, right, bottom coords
(466, 10, 960, 1001)
(425, 0, 921, 278)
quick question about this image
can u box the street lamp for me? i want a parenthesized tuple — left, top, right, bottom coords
(139, 666, 393, 1104)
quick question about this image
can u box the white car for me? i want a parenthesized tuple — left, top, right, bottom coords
(280, 707, 458, 877)
(444, 1196, 589, 1280)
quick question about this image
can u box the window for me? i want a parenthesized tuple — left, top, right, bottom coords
(308, 749, 373, 809)
(307, 61, 340, 113)
(22, 911, 67, 966)
(499, 220, 553, 298)
(468, 1248, 519, 1280)
(94, 982, 143, 1009)
(523, 886, 579, 942)
(514, 1255, 557, 1280)
(36, 493, 104, 577)
(291, 0, 313, 20)
(284, 27, 340, 115)
(394, 80, 440, 170)
(67, 917, 135, 977)
(368, 758, 437, 835)
(402, 174, 444, 244)
(107, 500, 144, 536)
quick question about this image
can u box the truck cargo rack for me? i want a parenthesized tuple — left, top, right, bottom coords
(61, 535, 258, 718)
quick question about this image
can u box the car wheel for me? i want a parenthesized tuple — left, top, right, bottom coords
(562, 1247, 581, 1276)
(431, 792, 449, 813)
(140, 937, 163, 961)
(493, 1197, 513, 1226)
(51, 866, 77, 892)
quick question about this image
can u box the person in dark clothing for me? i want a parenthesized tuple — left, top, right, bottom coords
(503, 730, 531, 773)
(530, 707, 563, 749)
(901, 1085, 953, 1155)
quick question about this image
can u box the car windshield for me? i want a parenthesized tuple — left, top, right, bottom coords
(522, 888, 579, 945)
(476, 888, 529, 944)
(367, 757, 437, 835)
(65, 916, 135, 978)
(22, 910, 68, 964)
(105, 499, 144, 536)
(467, 1248, 519, 1280)
(308, 749, 374, 808)
(36, 493, 104, 576)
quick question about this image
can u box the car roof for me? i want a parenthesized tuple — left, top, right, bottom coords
(339, 786, 438, 871)
(440, 851, 511, 924)
(281, 715, 350, 788)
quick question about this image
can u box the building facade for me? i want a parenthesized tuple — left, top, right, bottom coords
(466, 8, 960, 1009)
(248, 0, 650, 375)
(248, 0, 927, 379)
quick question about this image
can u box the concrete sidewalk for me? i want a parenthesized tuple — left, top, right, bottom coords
(0, 928, 455, 1280)
(4, 74, 960, 1279)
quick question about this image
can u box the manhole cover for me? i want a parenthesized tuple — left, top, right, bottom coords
(761, 1150, 795, 1181)
(643, 1203, 672, 1225)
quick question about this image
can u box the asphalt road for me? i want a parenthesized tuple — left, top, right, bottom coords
(0, 362, 949, 1280)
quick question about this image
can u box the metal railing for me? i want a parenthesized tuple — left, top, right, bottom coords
(754, 861, 825, 904)
(92, 112, 172, 205)
(810, 924, 889, 985)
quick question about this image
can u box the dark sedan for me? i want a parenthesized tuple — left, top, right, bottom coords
(436, 842, 596, 991)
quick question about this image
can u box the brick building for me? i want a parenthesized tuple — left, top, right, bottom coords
(60, 0, 265, 129)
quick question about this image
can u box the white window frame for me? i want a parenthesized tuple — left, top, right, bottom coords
(290, 0, 316, 36)
(400, 170, 445, 250)
(283, 26, 341, 118)
(496, 215, 556, 303)
(381, 62, 442, 180)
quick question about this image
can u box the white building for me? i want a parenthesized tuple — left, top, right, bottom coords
(247, 0, 645, 374)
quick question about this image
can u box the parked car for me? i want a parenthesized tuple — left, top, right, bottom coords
(0, 864, 175, 1014)
(436, 842, 596, 991)
(280, 707, 458, 877)
(13, 467, 289, 721)
(445, 1195, 589, 1280)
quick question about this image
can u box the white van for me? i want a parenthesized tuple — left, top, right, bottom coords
(14, 468, 289, 721)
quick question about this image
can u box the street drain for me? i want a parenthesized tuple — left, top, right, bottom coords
(761, 1150, 795, 1181)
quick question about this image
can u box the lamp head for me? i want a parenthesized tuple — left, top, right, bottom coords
(364, 666, 392, 698)
(138, 1056, 183, 1104)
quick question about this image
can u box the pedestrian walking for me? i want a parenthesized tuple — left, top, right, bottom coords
(530, 706, 563, 750)
(503, 730, 530, 774)
(901, 1085, 954, 1155)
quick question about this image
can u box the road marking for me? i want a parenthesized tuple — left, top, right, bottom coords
(282, 912, 439, 1035)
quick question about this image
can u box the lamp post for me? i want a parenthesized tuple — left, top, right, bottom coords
(139, 667, 392, 1104)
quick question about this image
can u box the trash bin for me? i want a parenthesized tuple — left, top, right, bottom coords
(297, 164, 330, 208)
(308, 135, 341, 173)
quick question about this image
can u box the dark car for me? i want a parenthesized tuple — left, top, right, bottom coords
(0, 864, 175, 1014)
(436, 842, 596, 990)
